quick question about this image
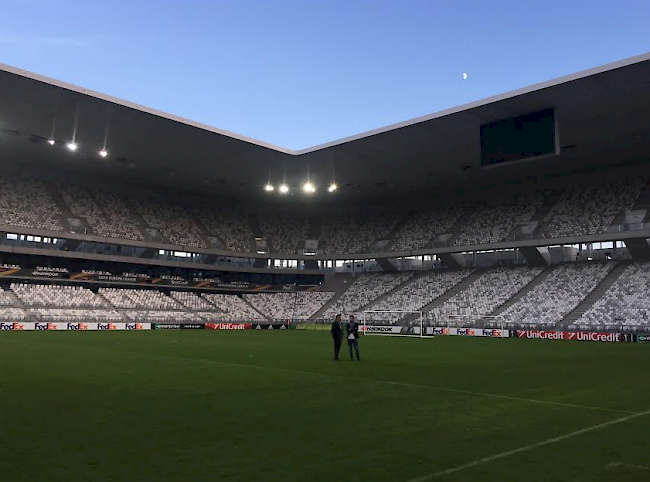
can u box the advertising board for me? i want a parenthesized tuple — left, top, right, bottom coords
(516, 330, 622, 342)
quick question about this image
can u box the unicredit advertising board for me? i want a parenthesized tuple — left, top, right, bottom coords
(517, 330, 623, 342)
(205, 323, 252, 330)
(0, 322, 151, 330)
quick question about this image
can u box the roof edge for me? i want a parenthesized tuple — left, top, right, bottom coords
(0, 62, 296, 155)
(293, 50, 650, 155)
(3, 50, 650, 156)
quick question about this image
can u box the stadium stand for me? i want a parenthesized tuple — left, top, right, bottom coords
(427, 266, 543, 322)
(390, 205, 466, 251)
(170, 291, 219, 311)
(259, 213, 309, 254)
(0, 177, 63, 231)
(499, 262, 614, 326)
(243, 292, 335, 320)
(0, 307, 29, 321)
(575, 262, 650, 328)
(124, 310, 198, 322)
(202, 294, 265, 320)
(11, 283, 108, 307)
(98, 288, 182, 310)
(30, 308, 122, 322)
(130, 196, 206, 248)
(60, 185, 146, 241)
(539, 178, 646, 238)
(193, 206, 253, 252)
(323, 272, 414, 318)
(453, 194, 544, 246)
(0, 176, 647, 256)
(365, 269, 473, 322)
(320, 211, 401, 255)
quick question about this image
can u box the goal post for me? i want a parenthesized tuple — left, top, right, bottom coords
(360, 310, 426, 338)
(436, 314, 504, 331)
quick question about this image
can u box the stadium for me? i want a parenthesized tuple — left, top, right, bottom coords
(2, 46, 650, 481)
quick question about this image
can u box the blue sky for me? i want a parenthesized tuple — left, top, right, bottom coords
(1, 0, 649, 149)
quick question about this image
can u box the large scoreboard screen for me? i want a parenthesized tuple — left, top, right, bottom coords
(480, 108, 559, 167)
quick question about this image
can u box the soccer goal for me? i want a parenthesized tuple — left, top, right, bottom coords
(433, 314, 504, 330)
(360, 310, 427, 338)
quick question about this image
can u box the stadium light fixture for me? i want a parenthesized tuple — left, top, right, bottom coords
(303, 182, 316, 194)
(279, 184, 289, 194)
(66, 142, 78, 151)
(328, 183, 338, 192)
(47, 139, 55, 146)
(264, 184, 274, 192)
(99, 149, 108, 158)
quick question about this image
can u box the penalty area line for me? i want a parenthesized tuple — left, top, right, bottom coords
(406, 409, 650, 482)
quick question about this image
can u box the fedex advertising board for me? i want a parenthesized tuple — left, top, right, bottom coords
(0, 322, 151, 330)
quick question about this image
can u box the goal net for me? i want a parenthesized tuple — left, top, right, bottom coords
(359, 310, 427, 338)
(428, 313, 504, 330)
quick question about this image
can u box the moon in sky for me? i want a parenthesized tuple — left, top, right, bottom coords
(462, 72, 468, 80)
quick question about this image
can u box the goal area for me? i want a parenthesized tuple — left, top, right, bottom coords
(359, 310, 427, 338)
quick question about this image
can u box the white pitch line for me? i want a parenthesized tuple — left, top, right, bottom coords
(0, 337, 638, 415)
(406, 410, 650, 482)
(606, 461, 650, 471)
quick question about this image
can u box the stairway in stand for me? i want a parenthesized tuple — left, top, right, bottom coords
(309, 273, 355, 321)
(489, 266, 555, 317)
(561, 261, 630, 326)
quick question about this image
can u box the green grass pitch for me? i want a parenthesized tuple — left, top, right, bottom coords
(1, 331, 649, 481)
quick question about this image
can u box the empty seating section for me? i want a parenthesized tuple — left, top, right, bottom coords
(0, 178, 62, 231)
(170, 291, 218, 311)
(321, 211, 401, 255)
(244, 292, 335, 320)
(30, 308, 122, 322)
(0, 307, 30, 321)
(323, 272, 414, 318)
(499, 262, 613, 326)
(12, 283, 108, 307)
(124, 310, 198, 322)
(260, 213, 309, 254)
(576, 263, 650, 328)
(0, 286, 18, 306)
(94, 189, 145, 241)
(391, 206, 465, 251)
(98, 288, 182, 310)
(540, 178, 646, 238)
(60, 186, 144, 241)
(454, 194, 543, 246)
(194, 206, 253, 252)
(131, 197, 206, 248)
(428, 267, 543, 322)
(367, 269, 473, 322)
(202, 294, 264, 320)
(0, 175, 647, 255)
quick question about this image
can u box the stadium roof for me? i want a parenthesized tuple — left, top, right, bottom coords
(1, 52, 650, 201)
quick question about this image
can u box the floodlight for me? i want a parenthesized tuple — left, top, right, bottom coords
(264, 184, 274, 192)
(47, 139, 55, 146)
(303, 182, 316, 193)
(279, 184, 289, 194)
(99, 149, 108, 158)
(66, 142, 78, 151)
(328, 183, 338, 192)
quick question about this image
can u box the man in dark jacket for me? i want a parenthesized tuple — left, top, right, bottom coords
(331, 314, 343, 361)
(346, 314, 360, 361)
